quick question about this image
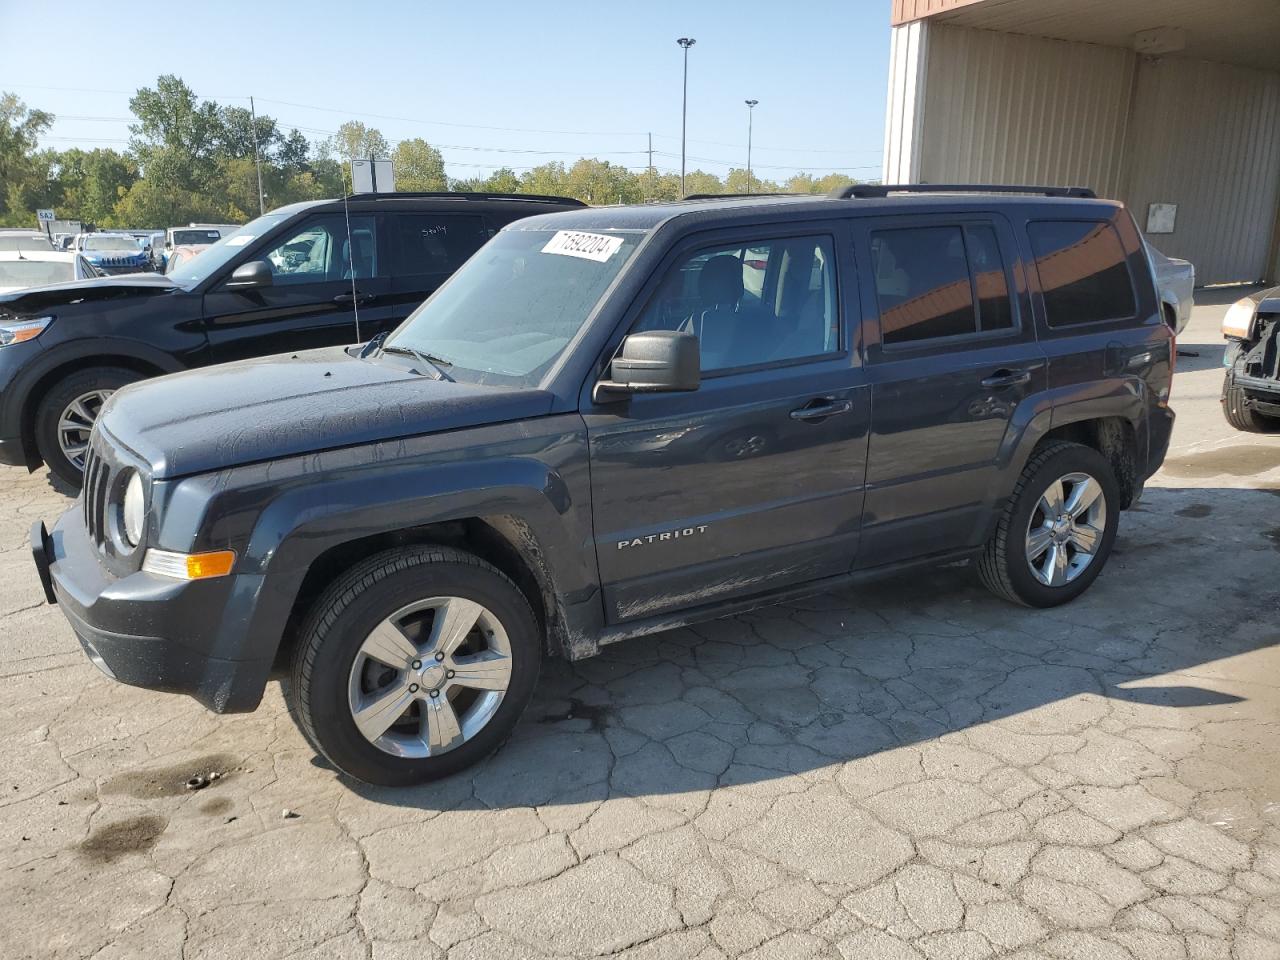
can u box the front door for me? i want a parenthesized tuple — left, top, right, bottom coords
(202, 213, 392, 363)
(855, 214, 1046, 565)
(583, 227, 870, 624)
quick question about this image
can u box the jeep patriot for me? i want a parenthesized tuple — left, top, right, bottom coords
(33, 185, 1175, 785)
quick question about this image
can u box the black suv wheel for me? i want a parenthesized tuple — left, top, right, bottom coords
(978, 442, 1120, 607)
(1222, 371, 1280, 433)
(35, 367, 141, 488)
(288, 546, 541, 785)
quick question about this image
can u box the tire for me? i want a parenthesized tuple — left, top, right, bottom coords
(287, 546, 541, 786)
(978, 441, 1120, 608)
(1222, 371, 1280, 434)
(35, 366, 141, 488)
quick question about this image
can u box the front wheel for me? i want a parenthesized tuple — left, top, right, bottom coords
(1222, 371, 1280, 433)
(34, 367, 141, 488)
(287, 546, 542, 786)
(978, 442, 1120, 607)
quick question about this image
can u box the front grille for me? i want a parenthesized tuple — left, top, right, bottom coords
(81, 438, 111, 548)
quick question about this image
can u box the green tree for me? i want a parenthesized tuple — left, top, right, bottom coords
(682, 170, 724, 197)
(277, 129, 311, 172)
(53, 148, 137, 225)
(218, 105, 280, 161)
(725, 168, 781, 194)
(562, 158, 642, 205)
(326, 120, 389, 161)
(392, 138, 446, 191)
(0, 93, 54, 225)
(128, 75, 222, 188)
(519, 161, 568, 197)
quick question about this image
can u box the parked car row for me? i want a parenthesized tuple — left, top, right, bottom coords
(21, 184, 1180, 785)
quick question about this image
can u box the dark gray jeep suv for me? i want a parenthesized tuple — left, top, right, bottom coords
(34, 185, 1175, 785)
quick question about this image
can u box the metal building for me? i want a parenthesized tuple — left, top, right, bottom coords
(884, 0, 1280, 285)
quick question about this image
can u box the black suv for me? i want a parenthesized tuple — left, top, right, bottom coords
(0, 192, 584, 485)
(34, 185, 1175, 785)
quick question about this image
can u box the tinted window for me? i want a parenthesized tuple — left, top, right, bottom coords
(636, 235, 838, 373)
(872, 226, 975, 344)
(1028, 220, 1136, 326)
(965, 224, 1013, 331)
(392, 214, 490, 278)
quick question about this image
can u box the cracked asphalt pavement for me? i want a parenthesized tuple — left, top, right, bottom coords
(3, 296, 1279, 960)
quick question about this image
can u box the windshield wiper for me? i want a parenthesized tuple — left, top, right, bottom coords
(381, 343, 454, 381)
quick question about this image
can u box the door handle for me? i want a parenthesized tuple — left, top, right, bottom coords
(981, 369, 1032, 389)
(333, 292, 376, 305)
(790, 398, 853, 421)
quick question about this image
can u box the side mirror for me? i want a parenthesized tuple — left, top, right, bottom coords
(225, 260, 273, 290)
(594, 331, 700, 402)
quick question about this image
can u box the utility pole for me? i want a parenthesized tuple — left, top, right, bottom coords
(745, 100, 759, 195)
(677, 38, 696, 197)
(249, 96, 265, 215)
(647, 132, 654, 201)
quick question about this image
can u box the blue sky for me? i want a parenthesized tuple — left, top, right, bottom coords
(0, 1, 891, 182)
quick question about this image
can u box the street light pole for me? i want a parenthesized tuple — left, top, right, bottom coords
(745, 99, 758, 195)
(677, 37, 696, 197)
(249, 96, 266, 215)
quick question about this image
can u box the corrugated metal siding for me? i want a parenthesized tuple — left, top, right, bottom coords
(917, 25, 1135, 198)
(1122, 58, 1280, 284)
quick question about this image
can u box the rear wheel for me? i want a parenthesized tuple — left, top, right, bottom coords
(34, 367, 141, 488)
(1222, 371, 1280, 433)
(979, 442, 1120, 607)
(287, 546, 541, 786)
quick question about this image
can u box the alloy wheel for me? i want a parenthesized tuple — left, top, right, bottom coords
(57, 390, 114, 471)
(1024, 471, 1107, 588)
(347, 596, 513, 758)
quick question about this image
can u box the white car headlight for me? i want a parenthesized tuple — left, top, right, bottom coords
(122, 471, 145, 547)
(0, 316, 52, 347)
(1222, 299, 1257, 340)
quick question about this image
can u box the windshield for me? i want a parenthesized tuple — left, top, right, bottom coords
(83, 235, 139, 252)
(167, 213, 284, 285)
(0, 235, 52, 252)
(386, 227, 643, 387)
(172, 229, 221, 245)
(0, 260, 74, 288)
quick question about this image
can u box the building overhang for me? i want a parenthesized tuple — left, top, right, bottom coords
(891, 0, 1280, 73)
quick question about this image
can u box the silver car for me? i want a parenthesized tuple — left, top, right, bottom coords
(1147, 242, 1195, 334)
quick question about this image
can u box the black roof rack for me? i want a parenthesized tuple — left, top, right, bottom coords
(682, 192, 804, 201)
(830, 183, 1096, 200)
(345, 191, 587, 207)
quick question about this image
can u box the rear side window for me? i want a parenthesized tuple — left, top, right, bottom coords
(1028, 220, 1136, 326)
(870, 223, 1015, 346)
(391, 214, 490, 279)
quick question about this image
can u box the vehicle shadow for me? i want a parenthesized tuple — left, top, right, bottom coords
(1173, 340, 1226, 373)
(339, 485, 1278, 812)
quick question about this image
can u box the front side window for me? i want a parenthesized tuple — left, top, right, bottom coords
(871, 222, 1017, 345)
(1028, 220, 1136, 326)
(391, 214, 490, 278)
(262, 215, 379, 285)
(635, 235, 839, 373)
(387, 227, 642, 386)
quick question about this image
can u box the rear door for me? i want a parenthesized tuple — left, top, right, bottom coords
(855, 213, 1046, 564)
(384, 212, 492, 319)
(202, 212, 391, 362)
(583, 223, 871, 623)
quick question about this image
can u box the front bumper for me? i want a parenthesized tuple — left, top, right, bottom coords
(34, 512, 273, 713)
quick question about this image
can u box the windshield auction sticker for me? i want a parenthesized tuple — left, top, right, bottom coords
(541, 230, 624, 263)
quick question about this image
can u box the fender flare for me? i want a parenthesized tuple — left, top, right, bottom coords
(214, 456, 595, 671)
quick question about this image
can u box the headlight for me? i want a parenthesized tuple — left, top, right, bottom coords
(0, 316, 52, 347)
(121, 471, 145, 547)
(1222, 299, 1257, 340)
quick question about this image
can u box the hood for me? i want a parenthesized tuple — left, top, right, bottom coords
(99, 347, 556, 478)
(0, 272, 176, 313)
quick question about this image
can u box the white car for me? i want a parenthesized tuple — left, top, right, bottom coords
(1146, 242, 1195, 335)
(0, 231, 55, 253)
(0, 250, 101, 294)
